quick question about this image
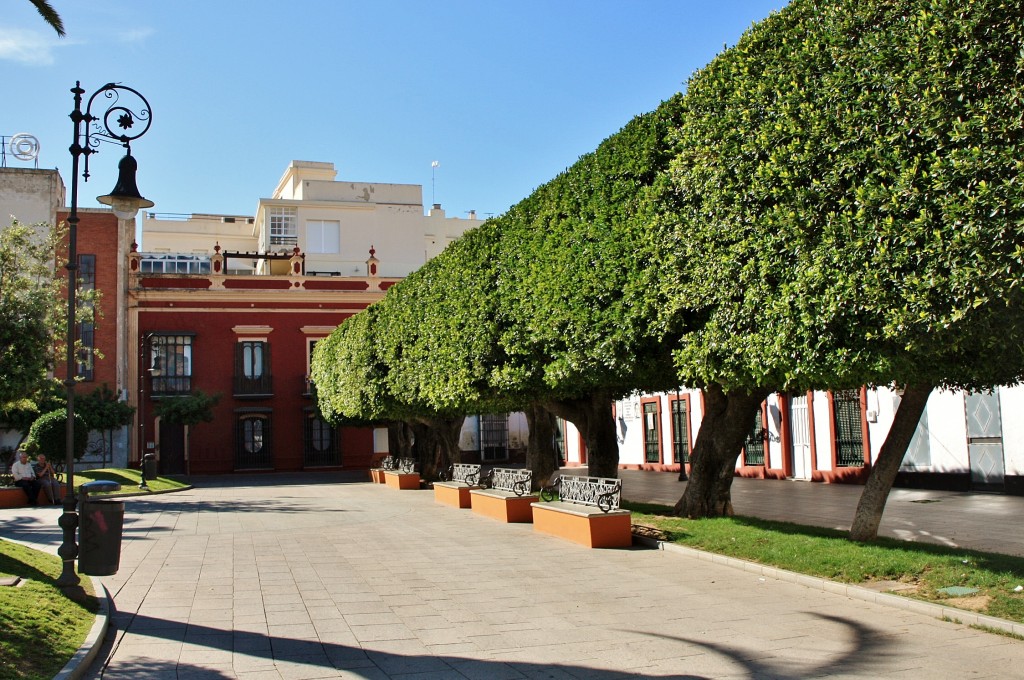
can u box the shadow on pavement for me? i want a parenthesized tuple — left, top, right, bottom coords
(92, 610, 886, 679)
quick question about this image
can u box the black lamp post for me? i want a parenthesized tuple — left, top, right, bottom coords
(57, 82, 153, 588)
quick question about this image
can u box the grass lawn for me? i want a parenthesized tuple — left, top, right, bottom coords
(626, 501, 1024, 626)
(75, 468, 190, 496)
(0, 539, 98, 680)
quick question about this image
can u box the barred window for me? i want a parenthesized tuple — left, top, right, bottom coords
(643, 401, 661, 463)
(236, 412, 272, 469)
(149, 334, 193, 395)
(671, 398, 690, 464)
(834, 389, 865, 467)
(480, 414, 509, 462)
(743, 409, 766, 466)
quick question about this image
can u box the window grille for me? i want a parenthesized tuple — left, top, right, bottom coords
(236, 413, 272, 469)
(671, 399, 690, 463)
(643, 402, 661, 463)
(139, 253, 211, 274)
(554, 418, 566, 464)
(834, 389, 865, 467)
(149, 334, 193, 395)
(480, 414, 509, 462)
(743, 409, 766, 466)
(304, 411, 340, 467)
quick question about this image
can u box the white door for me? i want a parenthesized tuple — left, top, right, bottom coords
(790, 395, 812, 480)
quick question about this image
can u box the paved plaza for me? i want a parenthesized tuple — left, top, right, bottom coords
(3, 472, 1024, 679)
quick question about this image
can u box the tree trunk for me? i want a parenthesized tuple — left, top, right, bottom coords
(673, 384, 769, 518)
(388, 421, 414, 459)
(544, 391, 619, 478)
(849, 383, 932, 542)
(412, 416, 465, 480)
(525, 403, 558, 490)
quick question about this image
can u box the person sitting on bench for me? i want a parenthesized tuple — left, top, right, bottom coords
(34, 454, 61, 505)
(11, 452, 41, 506)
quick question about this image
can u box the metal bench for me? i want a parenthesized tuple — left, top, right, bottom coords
(434, 463, 483, 508)
(381, 457, 420, 490)
(541, 475, 622, 513)
(532, 475, 632, 548)
(470, 468, 536, 522)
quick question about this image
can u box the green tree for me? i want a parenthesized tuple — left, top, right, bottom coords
(0, 222, 64, 412)
(657, 0, 1024, 531)
(77, 384, 135, 467)
(22, 409, 88, 462)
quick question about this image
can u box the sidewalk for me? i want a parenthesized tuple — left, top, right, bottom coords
(2, 472, 1023, 679)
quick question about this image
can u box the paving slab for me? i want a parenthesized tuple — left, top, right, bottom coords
(3, 471, 1024, 678)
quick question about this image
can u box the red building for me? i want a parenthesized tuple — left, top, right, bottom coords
(127, 246, 398, 475)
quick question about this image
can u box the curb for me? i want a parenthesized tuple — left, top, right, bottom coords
(53, 578, 110, 680)
(93, 484, 193, 500)
(633, 534, 1024, 638)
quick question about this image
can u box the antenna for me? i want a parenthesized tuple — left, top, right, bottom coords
(431, 160, 439, 205)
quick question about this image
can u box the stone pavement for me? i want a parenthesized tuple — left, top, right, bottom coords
(2, 471, 1024, 679)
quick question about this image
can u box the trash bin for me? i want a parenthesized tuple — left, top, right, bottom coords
(78, 480, 123, 577)
(142, 453, 157, 481)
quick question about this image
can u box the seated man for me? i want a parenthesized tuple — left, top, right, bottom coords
(33, 454, 62, 505)
(11, 452, 41, 505)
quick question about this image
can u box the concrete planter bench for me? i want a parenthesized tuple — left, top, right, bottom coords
(532, 475, 632, 548)
(470, 468, 536, 523)
(382, 457, 420, 490)
(369, 455, 394, 484)
(433, 463, 482, 508)
(1, 466, 66, 508)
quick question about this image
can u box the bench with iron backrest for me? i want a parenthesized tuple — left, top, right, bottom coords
(469, 467, 536, 523)
(433, 463, 483, 509)
(1, 462, 67, 509)
(381, 457, 420, 490)
(369, 455, 394, 484)
(532, 475, 632, 548)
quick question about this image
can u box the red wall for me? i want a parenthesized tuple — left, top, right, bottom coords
(137, 305, 374, 474)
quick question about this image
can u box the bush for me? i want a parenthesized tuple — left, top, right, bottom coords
(22, 409, 89, 461)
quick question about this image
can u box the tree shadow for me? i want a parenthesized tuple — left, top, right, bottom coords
(630, 612, 893, 679)
(187, 471, 370, 489)
(93, 609, 890, 679)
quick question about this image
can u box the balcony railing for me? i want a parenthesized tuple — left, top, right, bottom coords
(234, 372, 273, 398)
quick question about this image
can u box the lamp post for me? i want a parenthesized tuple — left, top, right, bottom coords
(57, 82, 153, 588)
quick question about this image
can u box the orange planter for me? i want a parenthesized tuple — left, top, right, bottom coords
(469, 489, 537, 523)
(433, 482, 474, 508)
(383, 471, 420, 490)
(531, 502, 633, 548)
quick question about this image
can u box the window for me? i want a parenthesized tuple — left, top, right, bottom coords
(236, 412, 272, 469)
(670, 397, 690, 464)
(149, 334, 193, 395)
(743, 408, 766, 466)
(480, 414, 509, 462)
(234, 341, 272, 397)
(269, 207, 297, 247)
(554, 418, 567, 464)
(642, 400, 662, 463)
(306, 220, 340, 254)
(304, 410, 340, 467)
(76, 254, 96, 381)
(833, 389, 865, 467)
(139, 253, 211, 274)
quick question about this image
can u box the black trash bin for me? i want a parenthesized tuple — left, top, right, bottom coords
(142, 453, 157, 481)
(78, 480, 124, 577)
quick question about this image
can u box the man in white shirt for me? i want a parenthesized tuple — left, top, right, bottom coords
(11, 452, 41, 505)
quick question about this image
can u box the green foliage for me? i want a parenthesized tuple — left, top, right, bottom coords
(0, 222, 65, 411)
(152, 390, 220, 428)
(0, 538, 96, 680)
(22, 409, 88, 461)
(76, 467, 189, 494)
(659, 0, 1024, 393)
(76, 384, 135, 431)
(630, 506, 1024, 624)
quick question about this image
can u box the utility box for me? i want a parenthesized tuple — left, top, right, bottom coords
(78, 480, 124, 576)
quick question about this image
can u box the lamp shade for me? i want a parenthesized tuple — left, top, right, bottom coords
(97, 153, 154, 220)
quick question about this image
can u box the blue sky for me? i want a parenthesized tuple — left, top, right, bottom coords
(3, 1, 785, 219)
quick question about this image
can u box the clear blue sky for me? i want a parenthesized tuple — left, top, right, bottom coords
(4, 1, 785, 220)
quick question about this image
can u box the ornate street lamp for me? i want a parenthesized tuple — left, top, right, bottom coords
(57, 82, 153, 587)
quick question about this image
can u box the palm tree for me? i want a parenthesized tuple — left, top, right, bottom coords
(29, 0, 65, 37)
